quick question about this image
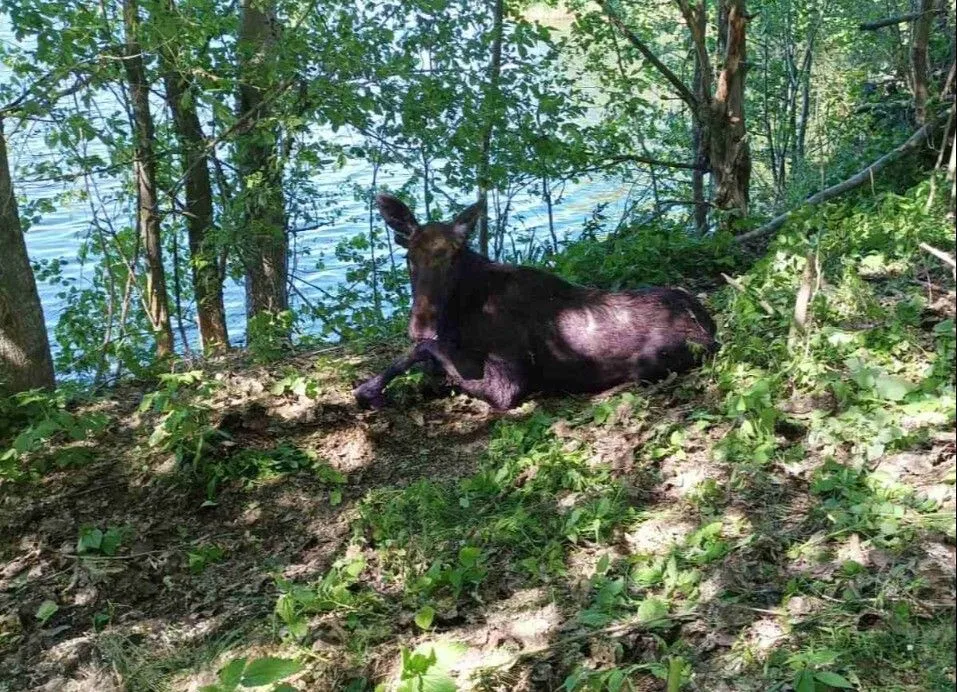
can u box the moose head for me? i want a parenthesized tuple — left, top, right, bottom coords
(376, 194, 482, 342)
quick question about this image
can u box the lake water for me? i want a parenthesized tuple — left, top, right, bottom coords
(2, 18, 630, 355)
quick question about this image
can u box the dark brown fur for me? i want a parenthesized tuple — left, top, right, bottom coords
(354, 195, 718, 411)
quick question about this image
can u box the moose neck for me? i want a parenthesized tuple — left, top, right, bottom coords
(434, 247, 494, 334)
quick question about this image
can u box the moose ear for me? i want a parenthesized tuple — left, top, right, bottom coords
(376, 194, 419, 248)
(450, 201, 483, 244)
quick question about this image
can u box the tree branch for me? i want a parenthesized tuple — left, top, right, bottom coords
(601, 153, 707, 171)
(858, 11, 930, 31)
(597, 0, 699, 109)
(735, 120, 937, 243)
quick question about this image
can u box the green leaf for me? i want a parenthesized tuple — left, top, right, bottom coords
(666, 656, 685, 692)
(636, 597, 669, 624)
(217, 657, 246, 692)
(343, 557, 365, 578)
(873, 375, 913, 401)
(795, 668, 816, 692)
(458, 546, 481, 567)
(35, 600, 59, 624)
(100, 527, 123, 556)
(396, 672, 457, 692)
(77, 527, 103, 554)
(814, 670, 854, 688)
(240, 657, 301, 687)
(415, 605, 435, 630)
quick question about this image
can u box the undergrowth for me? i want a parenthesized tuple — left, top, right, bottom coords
(1, 181, 954, 691)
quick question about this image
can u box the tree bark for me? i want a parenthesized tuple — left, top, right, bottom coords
(157, 0, 230, 353)
(236, 0, 288, 322)
(0, 118, 56, 394)
(477, 0, 504, 258)
(708, 0, 752, 222)
(910, 0, 934, 124)
(122, 0, 174, 359)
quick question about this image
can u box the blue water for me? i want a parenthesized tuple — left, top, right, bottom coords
(2, 21, 630, 355)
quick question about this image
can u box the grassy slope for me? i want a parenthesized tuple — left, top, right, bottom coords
(0, 183, 955, 692)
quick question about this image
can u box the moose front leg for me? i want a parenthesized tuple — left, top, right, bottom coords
(353, 348, 430, 409)
(414, 341, 527, 411)
(354, 341, 527, 411)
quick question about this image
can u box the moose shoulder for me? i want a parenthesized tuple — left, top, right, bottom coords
(354, 194, 718, 411)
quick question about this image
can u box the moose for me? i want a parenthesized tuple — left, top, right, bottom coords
(353, 194, 718, 411)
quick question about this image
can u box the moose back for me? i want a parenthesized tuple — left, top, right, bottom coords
(354, 195, 718, 411)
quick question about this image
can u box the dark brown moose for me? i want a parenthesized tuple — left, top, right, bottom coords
(353, 194, 718, 411)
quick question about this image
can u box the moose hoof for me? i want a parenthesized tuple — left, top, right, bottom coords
(354, 383, 388, 410)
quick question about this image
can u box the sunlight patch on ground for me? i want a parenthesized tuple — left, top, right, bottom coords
(624, 513, 698, 555)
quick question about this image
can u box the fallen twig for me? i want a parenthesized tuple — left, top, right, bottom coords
(721, 273, 776, 315)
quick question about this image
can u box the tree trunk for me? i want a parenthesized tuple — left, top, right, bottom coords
(794, 45, 813, 165)
(0, 118, 56, 394)
(122, 0, 174, 359)
(237, 0, 288, 322)
(477, 0, 504, 257)
(157, 0, 230, 353)
(910, 0, 934, 124)
(688, 1, 710, 233)
(708, 0, 752, 223)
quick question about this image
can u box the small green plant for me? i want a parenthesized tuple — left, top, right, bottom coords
(269, 372, 320, 399)
(34, 600, 59, 625)
(393, 641, 466, 692)
(1, 388, 107, 480)
(139, 371, 226, 471)
(205, 444, 345, 503)
(786, 650, 856, 692)
(247, 311, 295, 364)
(199, 656, 302, 692)
(274, 556, 379, 641)
(76, 525, 131, 557)
(188, 544, 227, 574)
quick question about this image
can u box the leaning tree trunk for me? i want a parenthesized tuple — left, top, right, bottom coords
(236, 0, 288, 322)
(122, 0, 174, 359)
(0, 118, 55, 394)
(708, 0, 751, 223)
(476, 0, 504, 257)
(158, 0, 229, 352)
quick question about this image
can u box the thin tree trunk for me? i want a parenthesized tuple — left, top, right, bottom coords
(122, 0, 174, 359)
(236, 0, 288, 322)
(158, 0, 229, 352)
(477, 0, 504, 257)
(910, 0, 934, 124)
(0, 118, 56, 394)
(683, 0, 710, 233)
(794, 44, 814, 165)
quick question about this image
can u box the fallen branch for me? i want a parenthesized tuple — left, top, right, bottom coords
(858, 11, 929, 31)
(920, 242, 957, 279)
(721, 273, 776, 315)
(735, 121, 936, 244)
